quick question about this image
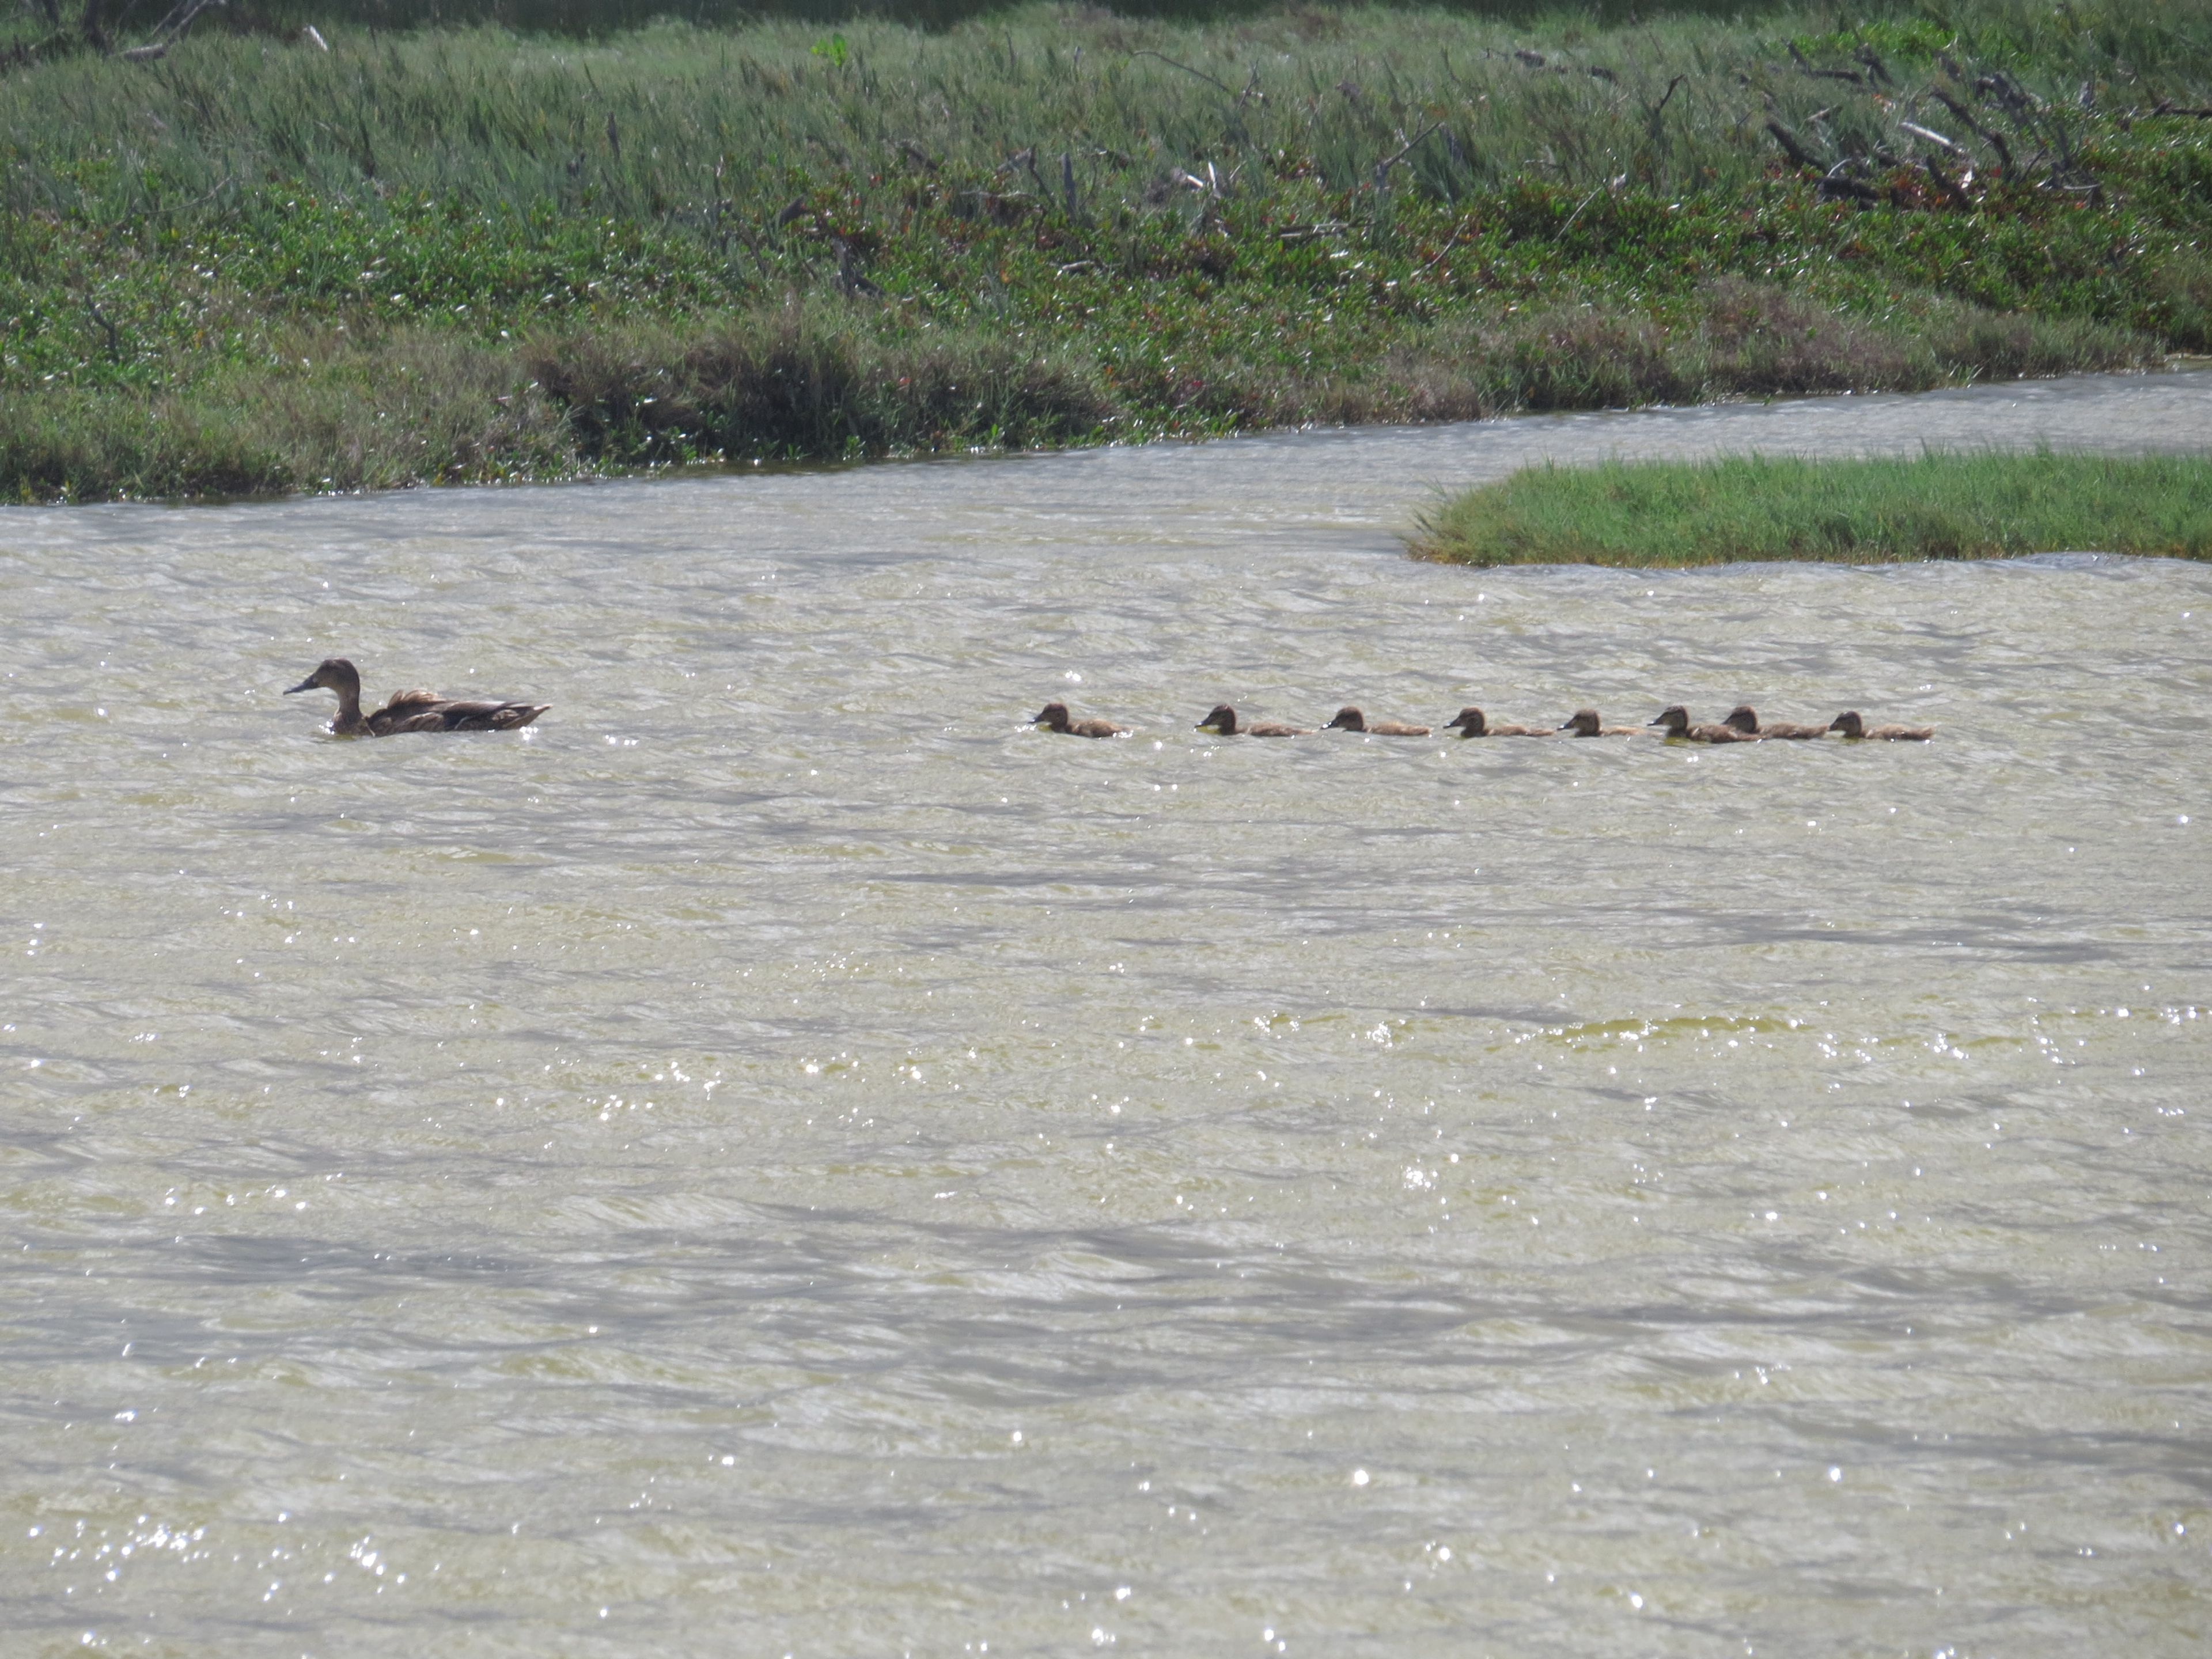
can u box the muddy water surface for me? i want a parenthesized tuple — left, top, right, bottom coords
(3, 372, 2210, 1656)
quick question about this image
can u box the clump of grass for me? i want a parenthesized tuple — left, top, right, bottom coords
(526, 310, 1109, 463)
(1411, 450, 2212, 565)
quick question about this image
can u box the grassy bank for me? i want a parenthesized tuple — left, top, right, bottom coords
(2, 1, 2210, 499)
(1410, 450, 2212, 565)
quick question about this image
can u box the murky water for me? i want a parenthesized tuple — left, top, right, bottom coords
(4, 372, 2210, 1657)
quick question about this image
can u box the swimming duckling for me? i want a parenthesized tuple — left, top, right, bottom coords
(1033, 700, 1126, 738)
(1722, 705, 1829, 740)
(1196, 704, 1307, 737)
(285, 658, 548, 736)
(1324, 706, 1431, 737)
(1558, 709, 1644, 737)
(1829, 710, 1934, 741)
(1649, 705, 1757, 743)
(1444, 707, 1552, 738)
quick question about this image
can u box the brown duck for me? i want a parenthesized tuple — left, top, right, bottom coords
(1324, 706, 1430, 737)
(1196, 704, 1307, 737)
(1033, 700, 1126, 738)
(1829, 710, 1935, 741)
(1649, 705, 1757, 743)
(1445, 707, 1552, 738)
(286, 658, 549, 736)
(1723, 705, 1829, 740)
(1559, 709, 1645, 737)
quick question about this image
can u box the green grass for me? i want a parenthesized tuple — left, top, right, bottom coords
(2, 1, 2210, 498)
(1410, 450, 2212, 565)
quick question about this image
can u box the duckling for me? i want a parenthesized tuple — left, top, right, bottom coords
(1558, 709, 1645, 737)
(1648, 705, 1757, 743)
(1722, 705, 1829, 740)
(285, 658, 548, 736)
(1324, 706, 1431, 737)
(1444, 707, 1552, 738)
(1196, 704, 1307, 737)
(1033, 700, 1126, 738)
(1828, 710, 1935, 741)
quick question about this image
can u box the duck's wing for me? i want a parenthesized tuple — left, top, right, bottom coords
(368, 703, 455, 735)
(433, 700, 550, 731)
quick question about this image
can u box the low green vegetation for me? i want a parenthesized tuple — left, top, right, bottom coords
(1, 1, 2209, 499)
(1410, 449, 2212, 565)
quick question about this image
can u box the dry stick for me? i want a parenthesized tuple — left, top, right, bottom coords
(118, 0, 222, 62)
(1128, 50, 1237, 98)
(1374, 119, 1445, 181)
(1929, 86, 2012, 172)
(1898, 119, 1966, 156)
(1766, 119, 1823, 170)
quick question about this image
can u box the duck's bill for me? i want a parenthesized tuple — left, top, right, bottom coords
(285, 677, 318, 694)
(1646, 717, 1668, 726)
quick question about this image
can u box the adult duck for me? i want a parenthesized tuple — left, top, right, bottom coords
(1648, 705, 1756, 743)
(1033, 700, 1126, 738)
(1829, 710, 1935, 741)
(1445, 707, 1552, 737)
(1558, 709, 1645, 737)
(286, 658, 549, 736)
(1196, 704, 1306, 737)
(1324, 706, 1430, 737)
(1722, 705, 1829, 740)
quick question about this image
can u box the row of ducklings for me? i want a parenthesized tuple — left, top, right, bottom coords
(1034, 701, 1934, 741)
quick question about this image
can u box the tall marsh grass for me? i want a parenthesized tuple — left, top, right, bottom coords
(0, 1, 2206, 497)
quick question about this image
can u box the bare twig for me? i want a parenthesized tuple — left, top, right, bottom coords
(1766, 118, 1823, 170)
(1129, 50, 1236, 98)
(1373, 119, 1444, 183)
(1899, 119, 1965, 156)
(118, 0, 221, 62)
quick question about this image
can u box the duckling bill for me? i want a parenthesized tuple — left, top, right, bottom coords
(1196, 704, 1307, 737)
(286, 658, 548, 736)
(1324, 706, 1430, 737)
(1033, 701, 1126, 738)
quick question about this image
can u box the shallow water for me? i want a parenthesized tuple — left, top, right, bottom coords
(3, 371, 2210, 1657)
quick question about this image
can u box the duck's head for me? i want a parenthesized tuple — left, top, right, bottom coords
(1722, 705, 1760, 734)
(1325, 706, 1366, 732)
(286, 657, 360, 699)
(1446, 707, 1487, 735)
(1649, 705, 1691, 733)
(1829, 710, 1865, 737)
(1559, 709, 1601, 736)
(1196, 704, 1237, 734)
(1032, 701, 1071, 731)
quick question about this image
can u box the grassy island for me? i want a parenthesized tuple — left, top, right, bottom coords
(1410, 449, 2212, 565)
(1, 0, 2209, 500)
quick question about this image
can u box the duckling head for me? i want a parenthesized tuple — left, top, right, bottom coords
(286, 657, 361, 699)
(1325, 706, 1366, 732)
(1649, 705, 1691, 734)
(1196, 704, 1237, 734)
(1559, 709, 1601, 736)
(1723, 705, 1760, 734)
(1828, 710, 1865, 737)
(1032, 701, 1071, 731)
(1447, 707, 1487, 735)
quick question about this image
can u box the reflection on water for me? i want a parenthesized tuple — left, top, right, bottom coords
(3, 372, 2210, 1654)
